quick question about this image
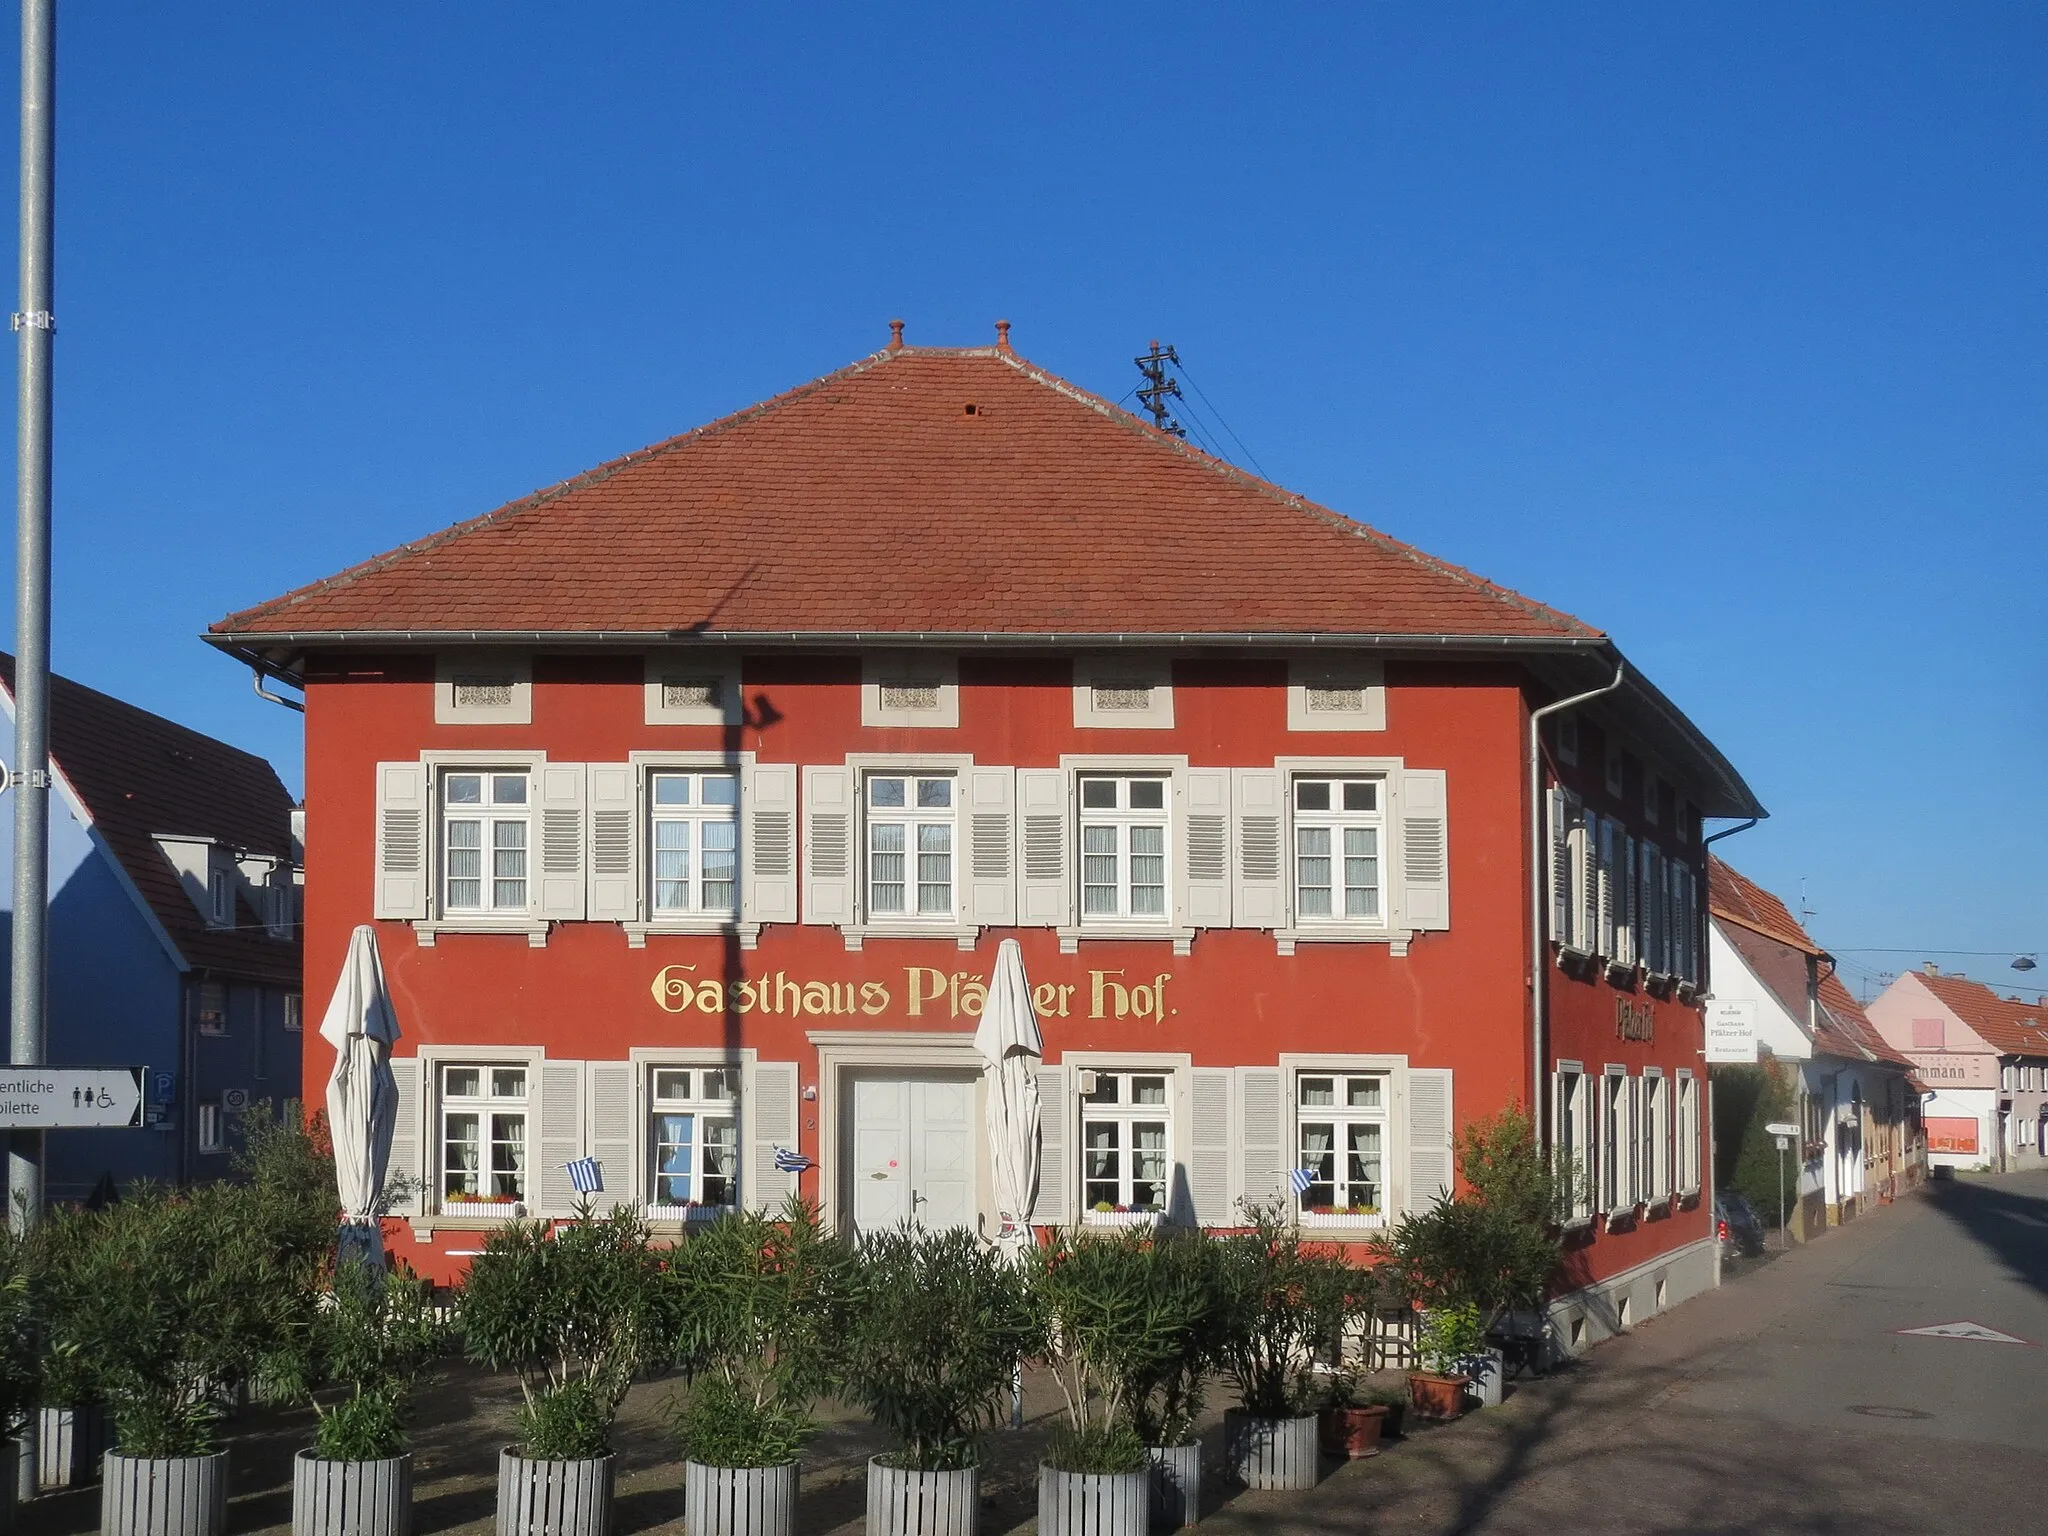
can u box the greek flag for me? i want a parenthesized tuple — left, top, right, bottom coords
(566, 1157, 604, 1194)
(772, 1147, 813, 1173)
(1287, 1166, 1316, 1196)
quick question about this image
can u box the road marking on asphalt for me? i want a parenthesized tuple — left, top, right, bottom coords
(1894, 1320, 2033, 1345)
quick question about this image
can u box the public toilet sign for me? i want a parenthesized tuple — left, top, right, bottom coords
(1706, 999, 1759, 1063)
(0, 1067, 145, 1128)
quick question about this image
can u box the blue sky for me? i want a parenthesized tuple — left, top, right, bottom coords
(8, 4, 2043, 996)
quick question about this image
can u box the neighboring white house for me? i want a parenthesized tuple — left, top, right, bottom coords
(1867, 966, 2048, 1172)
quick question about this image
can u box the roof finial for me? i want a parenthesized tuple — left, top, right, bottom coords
(995, 319, 1012, 352)
(888, 319, 905, 351)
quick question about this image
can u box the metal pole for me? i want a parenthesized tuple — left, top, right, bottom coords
(11, 0, 55, 1238)
(1777, 1142, 1786, 1251)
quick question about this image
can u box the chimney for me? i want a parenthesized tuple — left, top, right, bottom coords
(888, 319, 905, 351)
(1922, 962, 1939, 976)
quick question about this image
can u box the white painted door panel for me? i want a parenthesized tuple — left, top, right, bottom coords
(846, 1072, 979, 1238)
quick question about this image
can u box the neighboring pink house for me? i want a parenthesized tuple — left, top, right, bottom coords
(1867, 966, 2048, 1170)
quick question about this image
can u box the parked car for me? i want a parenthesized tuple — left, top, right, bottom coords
(1715, 1191, 1766, 1258)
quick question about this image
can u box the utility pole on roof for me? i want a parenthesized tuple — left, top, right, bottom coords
(1134, 340, 1186, 438)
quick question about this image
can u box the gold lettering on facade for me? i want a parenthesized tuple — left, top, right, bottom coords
(649, 964, 1172, 1021)
(1615, 996, 1656, 1043)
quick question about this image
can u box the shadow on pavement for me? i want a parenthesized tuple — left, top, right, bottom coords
(1923, 1173, 2048, 1301)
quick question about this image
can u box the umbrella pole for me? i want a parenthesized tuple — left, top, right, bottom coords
(1011, 1359, 1023, 1430)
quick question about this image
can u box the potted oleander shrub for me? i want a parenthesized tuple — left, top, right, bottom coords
(1121, 1233, 1230, 1531)
(1309, 1265, 1390, 1460)
(668, 1196, 851, 1536)
(1028, 1232, 1177, 1536)
(0, 1222, 41, 1526)
(1212, 1205, 1361, 1492)
(460, 1208, 667, 1536)
(843, 1227, 1034, 1536)
(24, 1204, 105, 1491)
(291, 1260, 445, 1536)
(1406, 1303, 1483, 1420)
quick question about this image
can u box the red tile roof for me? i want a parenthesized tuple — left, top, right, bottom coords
(209, 344, 1602, 645)
(0, 655, 301, 987)
(1817, 970, 1914, 1070)
(1916, 971, 2048, 1059)
(1707, 857, 1822, 957)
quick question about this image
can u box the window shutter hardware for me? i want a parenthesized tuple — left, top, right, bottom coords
(1240, 818, 1281, 880)
(810, 817, 850, 877)
(971, 815, 1011, 878)
(1187, 816, 1227, 881)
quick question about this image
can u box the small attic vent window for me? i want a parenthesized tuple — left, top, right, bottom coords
(1304, 686, 1366, 714)
(963, 403, 978, 415)
(452, 677, 515, 710)
(661, 677, 722, 711)
(1092, 682, 1154, 712)
(879, 679, 943, 712)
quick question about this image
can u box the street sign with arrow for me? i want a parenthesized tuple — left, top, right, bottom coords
(0, 1068, 146, 1128)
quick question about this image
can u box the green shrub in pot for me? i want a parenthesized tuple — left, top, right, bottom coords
(1121, 1231, 1230, 1452)
(1414, 1304, 1486, 1377)
(843, 1226, 1034, 1472)
(459, 1207, 667, 1459)
(0, 1224, 41, 1446)
(1213, 1204, 1362, 1420)
(308, 1260, 445, 1461)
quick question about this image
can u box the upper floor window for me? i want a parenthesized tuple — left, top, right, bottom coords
(649, 770, 738, 916)
(197, 981, 228, 1037)
(440, 1063, 527, 1206)
(283, 993, 303, 1033)
(442, 771, 530, 914)
(648, 1066, 739, 1214)
(1079, 775, 1169, 922)
(866, 774, 954, 919)
(1081, 1070, 1171, 1217)
(1296, 1072, 1386, 1219)
(1292, 777, 1383, 922)
(207, 867, 232, 927)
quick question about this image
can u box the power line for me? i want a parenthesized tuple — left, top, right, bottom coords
(1172, 356, 1270, 481)
(1133, 341, 1186, 438)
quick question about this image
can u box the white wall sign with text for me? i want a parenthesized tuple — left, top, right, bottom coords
(0, 1068, 145, 1127)
(1706, 999, 1759, 1063)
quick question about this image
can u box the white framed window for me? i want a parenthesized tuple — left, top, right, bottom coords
(864, 772, 956, 920)
(1073, 655, 1174, 730)
(441, 770, 531, 915)
(1295, 1072, 1387, 1223)
(1079, 775, 1170, 923)
(1291, 776, 1384, 923)
(1675, 1071, 1699, 1194)
(1081, 1070, 1172, 1219)
(207, 867, 232, 928)
(1600, 1068, 1631, 1213)
(434, 653, 531, 725)
(862, 654, 960, 729)
(196, 980, 228, 1037)
(283, 993, 302, 1033)
(648, 770, 739, 916)
(1642, 1072, 1668, 1201)
(1555, 1062, 1594, 1222)
(197, 1102, 223, 1154)
(439, 1063, 530, 1209)
(647, 1066, 740, 1216)
(1285, 657, 1386, 732)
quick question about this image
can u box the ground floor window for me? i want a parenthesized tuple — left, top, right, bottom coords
(1295, 1072, 1386, 1218)
(440, 1063, 528, 1205)
(1675, 1072, 1699, 1192)
(1555, 1065, 1593, 1220)
(1643, 1073, 1669, 1201)
(197, 1101, 223, 1154)
(1081, 1070, 1171, 1216)
(649, 1066, 740, 1213)
(1601, 1069, 1631, 1212)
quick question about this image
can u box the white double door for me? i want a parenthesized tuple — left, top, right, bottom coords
(847, 1071, 978, 1237)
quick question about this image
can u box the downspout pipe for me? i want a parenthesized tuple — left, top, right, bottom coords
(1528, 658, 1626, 1140)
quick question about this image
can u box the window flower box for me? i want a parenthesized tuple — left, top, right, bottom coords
(1299, 1206, 1386, 1230)
(644, 1203, 732, 1223)
(1080, 1205, 1161, 1229)
(440, 1197, 525, 1219)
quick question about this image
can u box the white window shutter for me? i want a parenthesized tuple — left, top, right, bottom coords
(1547, 789, 1571, 945)
(1180, 769, 1231, 928)
(585, 764, 639, 922)
(586, 1061, 635, 1205)
(535, 762, 588, 921)
(1618, 833, 1638, 965)
(1231, 769, 1286, 929)
(537, 1059, 586, 1216)
(1596, 816, 1616, 958)
(1577, 809, 1600, 955)
(1405, 1067, 1454, 1212)
(1396, 768, 1450, 932)
(373, 762, 430, 921)
(1638, 840, 1657, 970)
(745, 1059, 800, 1211)
(965, 766, 1017, 928)
(385, 1056, 422, 1214)
(800, 766, 856, 925)
(1015, 769, 1072, 927)
(1189, 1067, 1234, 1227)
(743, 761, 799, 926)
(1237, 1067, 1285, 1214)
(1028, 1064, 1069, 1225)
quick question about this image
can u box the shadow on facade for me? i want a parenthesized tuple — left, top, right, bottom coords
(1922, 1173, 2048, 1301)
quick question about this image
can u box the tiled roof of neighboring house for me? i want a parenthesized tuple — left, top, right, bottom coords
(1817, 970, 1915, 1070)
(1708, 856, 1822, 956)
(208, 343, 1601, 645)
(0, 654, 301, 987)
(1916, 970, 2048, 1058)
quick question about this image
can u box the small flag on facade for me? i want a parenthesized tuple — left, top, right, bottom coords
(566, 1156, 604, 1194)
(1287, 1167, 1316, 1196)
(772, 1147, 813, 1173)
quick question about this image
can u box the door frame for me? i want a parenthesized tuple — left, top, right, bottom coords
(809, 1030, 984, 1234)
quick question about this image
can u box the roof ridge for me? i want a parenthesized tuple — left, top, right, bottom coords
(0, 652, 282, 779)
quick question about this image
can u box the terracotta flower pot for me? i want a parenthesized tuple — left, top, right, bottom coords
(1407, 1371, 1470, 1421)
(1318, 1404, 1388, 1459)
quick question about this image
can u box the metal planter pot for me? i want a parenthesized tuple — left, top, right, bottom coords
(39, 1403, 110, 1489)
(292, 1450, 412, 1536)
(865, 1458, 977, 1536)
(683, 1460, 797, 1536)
(1223, 1412, 1319, 1491)
(1144, 1442, 1200, 1529)
(1037, 1465, 1147, 1536)
(101, 1450, 230, 1536)
(494, 1449, 614, 1536)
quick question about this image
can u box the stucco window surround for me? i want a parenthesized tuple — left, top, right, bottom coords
(619, 750, 760, 949)
(1266, 755, 1445, 957)
(402, 749, 553, 946)
(1059, 1050, 1194, 1228)
(861, 654, 961, 729)
(434, 652, 532, 726)
(622, 1045, 759, 1227)
(1072, 655, 1175, 730)
(642, 650, 742, 728)
(807, 1030, 987, 1235)
(1553, 1058, 1595, 1228)
(804, 752, 990, 952)
(1284, 656, 1387, 733)
(413, 1043, 545, 1225)
(1275, 1053, 1421, 1232)
(1056, 753, 1196, 955)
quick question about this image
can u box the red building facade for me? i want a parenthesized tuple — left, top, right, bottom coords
(210, 334, 1760, 1349)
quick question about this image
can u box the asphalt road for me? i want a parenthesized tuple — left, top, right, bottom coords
(1205, 1167, 2048, 1535)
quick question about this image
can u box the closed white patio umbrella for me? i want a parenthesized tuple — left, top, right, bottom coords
(973, 938, 1043, 1253)
(320, 924, 403, 1266)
